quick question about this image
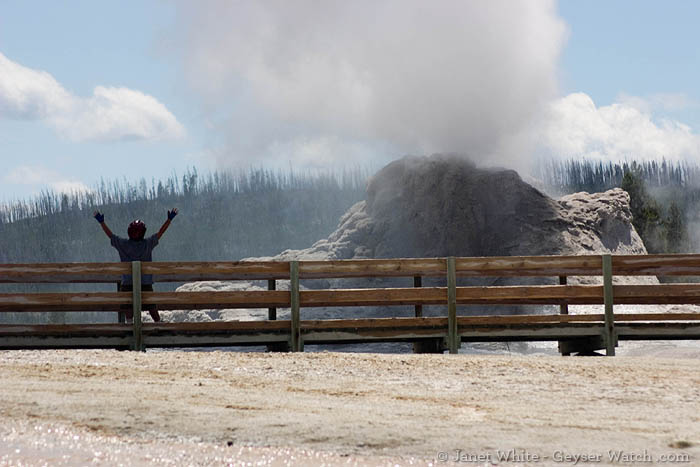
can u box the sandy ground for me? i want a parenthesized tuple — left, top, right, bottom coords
(1, 350, 699, 466)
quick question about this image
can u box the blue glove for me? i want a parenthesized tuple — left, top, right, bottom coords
(94, 211, 105, 223)
(167, 209, 178, 221)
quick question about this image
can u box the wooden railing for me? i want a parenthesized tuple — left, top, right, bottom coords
(2, 254, 700, 354)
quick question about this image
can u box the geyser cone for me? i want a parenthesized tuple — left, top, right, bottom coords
(365, 155, 567, 258)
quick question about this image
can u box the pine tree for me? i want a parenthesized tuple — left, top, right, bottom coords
(621, 170, 663, 253)
(665, 202, 684, 253)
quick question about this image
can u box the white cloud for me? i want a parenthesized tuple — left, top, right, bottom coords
(4, 165, 91, 195)
(169, 0, 567, 166)
(534, 93, 700, 162)
(4, 165, 59, 185)
(0, 52, 185, 142)
(0, 54, 72, 119)
(52, 86, 185, 142)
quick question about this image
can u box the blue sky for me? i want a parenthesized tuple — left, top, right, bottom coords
(0, 0, 203, 201)
(2, 1, 700, 202)
(559, 0, 700, 126)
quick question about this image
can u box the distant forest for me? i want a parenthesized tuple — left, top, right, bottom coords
(0, 167, 369, 265)
(4, 159, 700, 267)
(535, 158, 700, 254)
(535, 158, 700, 195)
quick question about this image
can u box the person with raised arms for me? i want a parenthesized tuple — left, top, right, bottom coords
(93, 208, 178, 323)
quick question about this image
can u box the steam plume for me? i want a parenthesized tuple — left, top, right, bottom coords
(169, 0, 567, 167)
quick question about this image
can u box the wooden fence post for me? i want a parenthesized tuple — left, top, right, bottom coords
(412, 276, 441, 353)
(559, 276, 569, 315)
(447, 257, 458, 354)
(602, 254, 616, 356)
(268, 279, 277, 320)
(117, 281, 126, 323)
(131, 261, 144, 352)
(266, 279, 289, 352)
(413, 276, 423, 318)
(412, 276, 423, 354)
(290, 261, 301, 352)
(558, 275, 571, 356)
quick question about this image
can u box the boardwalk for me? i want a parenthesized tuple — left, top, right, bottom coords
(2, 254, 700, 354)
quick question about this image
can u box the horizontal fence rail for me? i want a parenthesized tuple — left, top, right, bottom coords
(6, 254, 700, 283)
(7, 284, 700, 311)
(2, 254, 700, 354)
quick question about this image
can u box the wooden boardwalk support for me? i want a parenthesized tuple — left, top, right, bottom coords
(3, 254, 700, 353)
(2, 315, 699, 350)
(447, 257, 458, 354)
(290, 261, 301, 352)
(557, 275, 571, 356)
(132, 261, 143, 352)
(411, 275, 443, 353)
(265, 278, 288, 352)
(267, 279, 277, 321)
(602, 254, 616, 356)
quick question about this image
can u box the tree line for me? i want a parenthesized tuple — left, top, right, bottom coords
(0, 166, 369, 265)
(535, 158, 700, 254)
(4, 158, 700, 263)
(535, 158, 700, 195)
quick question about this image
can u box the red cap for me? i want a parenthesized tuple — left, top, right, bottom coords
(127, 220, 146, 240)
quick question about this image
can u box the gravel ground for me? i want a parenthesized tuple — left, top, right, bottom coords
(1, 350, 699, 466)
